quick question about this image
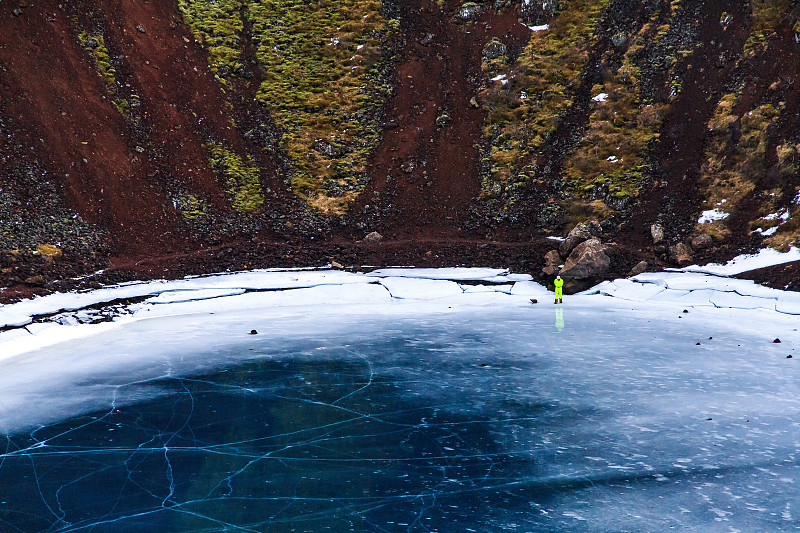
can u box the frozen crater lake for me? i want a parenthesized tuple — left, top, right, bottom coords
(0, 265, 799, 532)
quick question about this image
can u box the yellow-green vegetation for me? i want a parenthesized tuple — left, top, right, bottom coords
(765, 144, 800, 249)
(178, 0, 392, 214)
(77, 31, 131, 115)
(206, 142, 265, 214)
(174, 193, 211, 220)
(248, 0, 390, 213)
(35, 244, 63, 259)
(178, 0, 244, 85)
(562, 83, 666, 200)
(698, 94, 783, 240)
(480, 0, 610, 188)
(744, 0, 793, 57)
(560, 9, 678, 205)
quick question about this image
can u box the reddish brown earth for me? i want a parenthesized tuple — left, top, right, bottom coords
(354, 0, 531, 239)
(0, 0, 798, 303)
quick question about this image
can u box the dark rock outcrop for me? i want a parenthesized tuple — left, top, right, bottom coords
(669, 243, 693, 266)
(628, 260, 649, 277)
(690, 234, 713, 251)
(650, 224, 666, 245)
(559, 221, 601, 258)
(559, 238, 611, 293)
(542, 249, 561, 276)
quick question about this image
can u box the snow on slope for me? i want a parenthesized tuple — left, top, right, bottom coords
(683, 246, 800, 275)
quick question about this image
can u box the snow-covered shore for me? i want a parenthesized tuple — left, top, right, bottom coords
(0, 251, 798, 365)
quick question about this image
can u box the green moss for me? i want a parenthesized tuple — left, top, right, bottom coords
(77, 31, 131, 115)
(562, 55, 666, 202)
(744, 0, 793, 57)
(174, 193, 211, 220)
(480, 0, 610, 187)
(206, 142, 265, 214)
(248, 0, 390, 213)
(179, 0, 392, 214)
(548, 3, 690, 216)
(699, 94, 784, 233)
(178, 0, 244, 85)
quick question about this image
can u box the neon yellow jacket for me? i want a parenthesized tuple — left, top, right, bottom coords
(554, 278, 564, 290)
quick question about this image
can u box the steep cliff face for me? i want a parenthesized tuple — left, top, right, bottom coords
(0, 0, 799, 294)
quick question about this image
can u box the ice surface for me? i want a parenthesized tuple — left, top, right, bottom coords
(1, 268, 799, 531)
(146, 287, 247, 304)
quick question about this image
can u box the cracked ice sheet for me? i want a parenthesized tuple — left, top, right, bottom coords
(0, 268, 376, 328)
(0, 289, 799, 532)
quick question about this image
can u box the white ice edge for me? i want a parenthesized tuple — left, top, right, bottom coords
(2, 267, 799, 364)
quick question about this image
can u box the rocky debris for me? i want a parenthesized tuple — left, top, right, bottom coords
(690, 234, 713, 251)
(774, 338, 781, 343)
(650, 224, 666, 245)
(520, 0, 558, 25)
(453, 2, 485, 24)
(25, 275, 46, 286)
(469, 97, 480, 108)
(482, 39, 507, 61)
(1, 249, 21, 269)
(628, 260, 648, 277)
(542, 249, 561, 276)
(435, 113, 451, 127)
(611, 32, 627, 48)
(669, 242, 693, 266)
(136, 25, 147, 34)
(362, 231, 383, 243)
(559, 220, 601, 258)
(559, 238, 611, 293)
(420, 33, 435, 46)
(249, 329, 258, 335)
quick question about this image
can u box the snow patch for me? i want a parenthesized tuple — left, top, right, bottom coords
(698, 209, 729, 224)
(683, 246, 800, 276)
(523, 23, 549, 32)
(592, 93, 608, 102)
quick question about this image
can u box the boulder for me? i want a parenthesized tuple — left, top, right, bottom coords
(627, 260, 648, 277)
(559, 221, 600, 258)
(669, 242, 693, 266)
(559, 238, 611, 293)
(650, 223, 665, 245)
(454, 2, 484, 23)
(690, 234, 713, 251)
(363, 231, 383, 243)
(482, 39, 507, 61)
(542, 249, 562, 276)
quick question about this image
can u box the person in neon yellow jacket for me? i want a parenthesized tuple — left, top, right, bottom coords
(554, 275, 563, 304)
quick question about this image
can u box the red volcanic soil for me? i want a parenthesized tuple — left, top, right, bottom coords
(354, 0, 531, 240)
(0, 0, 284, 259)
(0, 1, 182, 256)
